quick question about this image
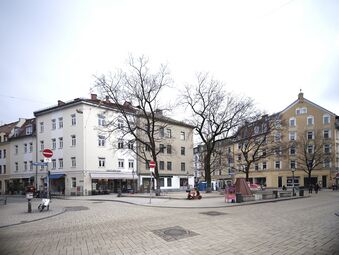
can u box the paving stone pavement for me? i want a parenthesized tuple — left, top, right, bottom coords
(0, 191, 338, 255)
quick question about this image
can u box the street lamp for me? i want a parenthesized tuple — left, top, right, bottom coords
(132, 169, 135, 193)
(291, 167, 296, 196)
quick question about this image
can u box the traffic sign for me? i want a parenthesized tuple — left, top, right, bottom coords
(32, 162, 48, 166)
(149, 161, 156, 168)
(42, 149, 53, 158)
(44, 158, 52, 163)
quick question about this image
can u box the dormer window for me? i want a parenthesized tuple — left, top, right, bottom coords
(323, 114, 330, 125)
(26, 125, 32, 135)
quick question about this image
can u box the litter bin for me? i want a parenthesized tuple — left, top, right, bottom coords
(273, 190, 278, 198)
(299, 189, 304, 197)
(236, 193, 243, 203)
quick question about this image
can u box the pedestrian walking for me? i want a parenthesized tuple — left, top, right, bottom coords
(314, 183, 320, 194)
(308, 184, 313, 194)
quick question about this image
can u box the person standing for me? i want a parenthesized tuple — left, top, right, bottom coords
(309, 184, 313, 194)
(314, 183, 320, 194)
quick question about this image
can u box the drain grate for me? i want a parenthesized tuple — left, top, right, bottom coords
(200, 211, 227, 216)
(65, 206, 89, 212)
(152, 226, 198, 242)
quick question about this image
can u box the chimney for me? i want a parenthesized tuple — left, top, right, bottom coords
(298, 90, 304, 101)
(58, 100, 65, 106)
(91, 94, 97, 100)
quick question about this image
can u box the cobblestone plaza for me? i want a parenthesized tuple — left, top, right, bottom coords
(0, 191, 338, 255)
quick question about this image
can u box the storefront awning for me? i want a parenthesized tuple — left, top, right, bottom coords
(90, 173, 134, 180)
(49, 174, 65, 179)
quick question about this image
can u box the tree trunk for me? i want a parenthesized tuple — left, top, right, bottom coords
(245, 166, 250, 182)
(204, 152, 212, 193)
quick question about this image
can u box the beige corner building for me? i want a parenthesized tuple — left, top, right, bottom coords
(235, 92, 339, 189)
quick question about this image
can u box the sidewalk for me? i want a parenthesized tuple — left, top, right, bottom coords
(0, 191, 310, 228)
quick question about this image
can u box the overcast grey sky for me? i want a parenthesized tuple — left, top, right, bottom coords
(1, 0, 339, 124)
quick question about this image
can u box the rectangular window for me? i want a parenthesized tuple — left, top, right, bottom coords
(128, 160, 134, 169)
(40, 141, 44, 151)
(159, 144, 165, 153)
(167, 177, 172, 187)
(307, 131, 314, 140)
(159, 161, 165, 170)
(52, 119, 56, 130)
(72, 177, 76, 188)
(118, 140, 124, 149)
(128, 141, 134, 150)
(15, 162, 18, 172)
(167, 161, 172, 170)
(180, 131, 185, 140)
(324, 144, 331, 154)
(52, 159, 56, 169)
(118, 119, 124, 129)
(262, 162, 267, 170)
(71, 135, 76, 147)
(181, 147, 185, 155)
(29, 161, 33, 171)
(71, 157, 76, 167)
(99, 157, 105, 167)
(24, 161, 27, 171)
(290, 146, 296, 155)
(98, 114, 106, 126)
(290, 160, 296, 169)
(159, 127, 165, 137)
(145, 143, 151, 151)
(58, 117, 63, 128)
(59, 158, 63, 169)
(289, 118, 296, 127)
(59, 137, 63, 149)
(52, 139, 56, 150)
(324, 159, 331, 168)
(26, 125, 32, 135)
(307, 116, 314, 126)
(323, 115, 330, 125)
(15, 145, 18, 155)
(289, 132, 296, 141)
(308, 145, 314, 154)
(24, 144, 28, 153)
(255, 163, 259, 171)
(160, 178, 165, 187)
(166, 129, 172, 138)
(3, 165, 6, 174)
(29, 143, 33, 153)
(181, 162, 185, 171)
(118, 159, 124, 168)
(275, 161, 281, 169)
(167, 145, 172, 154)
(98, 136, 105, 147)
(323, 129, 330, 139)
(40, 122, 44, 133)
(71, 114, 76, 126)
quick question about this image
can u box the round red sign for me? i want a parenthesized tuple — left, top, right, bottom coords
(149, 161, 156, 168)
(42, 149, 53, 158)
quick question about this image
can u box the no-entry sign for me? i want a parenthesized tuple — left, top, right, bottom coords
(149, 161, 156, 169)
(42, 149, 53, 158)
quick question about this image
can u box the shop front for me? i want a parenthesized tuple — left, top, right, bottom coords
(90, 172, 135, 195)
(7, 176, 34, 195)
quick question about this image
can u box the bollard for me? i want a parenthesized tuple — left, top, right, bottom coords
(28, 199, 32, 213)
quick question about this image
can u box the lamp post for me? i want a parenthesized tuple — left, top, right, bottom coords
(292, 167, 295, 196)
(132, 169, 135, 193)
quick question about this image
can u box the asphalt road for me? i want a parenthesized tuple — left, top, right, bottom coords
(0, 191, 338, 255)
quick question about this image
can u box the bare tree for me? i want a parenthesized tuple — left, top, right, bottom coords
(235, 114, 286, 181)
(295, 130, 333, 187)
(182, 73, 256, 191)
(93, 56, 171, 195)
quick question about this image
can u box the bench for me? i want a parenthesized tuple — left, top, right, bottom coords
(0, 196, 7, 205)
(279, 191, 292, 197)
(262, 193, 275, 199)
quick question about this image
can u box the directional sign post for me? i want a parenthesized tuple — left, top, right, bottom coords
(149, 161, 156, 204)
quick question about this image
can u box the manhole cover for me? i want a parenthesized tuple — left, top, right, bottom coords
(200, 211, 227, 216)
(65, 206, 89, 212)
(152, 226, 198, 242)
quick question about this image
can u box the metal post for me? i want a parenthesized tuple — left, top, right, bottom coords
(149, 174, 153, 204)
(292, 168, 295, 196)
(132, 170, 135, 193)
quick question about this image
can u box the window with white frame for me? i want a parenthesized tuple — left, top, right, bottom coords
(52, 119, 56, 130)
(26, 125, 32, 135)
(128, 141, 134, 150)
(52, 139, 56, 150)
(323, 114, 330, 125)
(118, 139, 124, 149)
(29, 143, 33, 153)
(24, 161, 27, 171)
(290, 160, 296, 169)
(262, 162, 267, 170)
(15, 145, 18, 155)
(307, 145, 314, 154)
(59, 137, 63, 149)
(296, 107, 307, 115)
(118, 159, 124, 168)
(52, 159, 56, 169)
(323, 158, 331, 168)
(71, 157, 76, 167)
(289, 131, 296, 141)
(323, 129, 331, 139)
(98, 135, 105, 147)
(289, 117, 296, 127)
(59, 158, 63, 169)
(98, 157, 105, 167)
(307, 116, 314, 126)
(307, 131, 314, 140)
(98, 114, 106, 126)
(24, 144, 28, 153)
(40, 140, 44, 151)
(128, 160, 134, 169)
(167, 177, 172, 187)
(58, 117, 63, 128)
(180, 131, 185, 140)
(324, 144, 331, 154)
(290, 145, 296, 155)
(71, 135, 76, 147)
(275, 161, 281, 169)
(71, 114, 76, 126)
(166, 128, 172, 138)
(39, 122, 44, 133)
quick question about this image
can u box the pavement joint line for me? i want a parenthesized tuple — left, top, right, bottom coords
(0, 208, 67, 229)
